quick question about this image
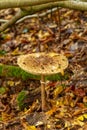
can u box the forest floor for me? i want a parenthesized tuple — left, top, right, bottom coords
(0, 8, 87, 130)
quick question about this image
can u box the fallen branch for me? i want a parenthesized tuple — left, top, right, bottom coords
(0, 1, 87, 32)
(0, 19, 8, 23)
(0, 0, 61, 10)
(0, 8, 58, 23)
(17, 7, 58, 23)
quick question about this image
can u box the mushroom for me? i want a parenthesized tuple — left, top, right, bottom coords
(17, 52, 68, 111)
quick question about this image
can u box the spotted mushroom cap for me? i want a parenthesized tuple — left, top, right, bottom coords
(17, 52, 68, 75)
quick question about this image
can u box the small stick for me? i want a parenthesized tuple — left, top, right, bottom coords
(57, 7, 61, 42)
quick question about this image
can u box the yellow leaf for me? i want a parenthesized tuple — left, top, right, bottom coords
(76, 120, 84, 126)
(47, 124, 51, 129)
(54, 86, 64, 99)
(77, 115, 84, 121)
(64, 121, 71, 128)
(63, 10, 73, 17)
(60, 111, 65, 117)
(83, 113, 87, 119)
(12, 47, 22, 55)
(38, 30, 50, 39)
(7, 81, 14, 87)
(26, 125, 37, 130)
(70, 101, 75, 107)
(56, 98, 64, 106)
(73, 119, 84, 127)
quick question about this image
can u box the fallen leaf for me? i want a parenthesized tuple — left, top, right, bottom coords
(83, 113, 87, 119)
(7, 80, 14, 87)
(77, 115, 84, 121)
(46, 107, 57, 116)
(54, 86, 64, 99)
(26, 125, 37, 130)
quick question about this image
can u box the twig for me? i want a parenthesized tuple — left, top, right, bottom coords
(57, 7, 61, 42)
(17, 7, 58, 23)
(0, 8, 58, 24)
(0, 19, 8, 23)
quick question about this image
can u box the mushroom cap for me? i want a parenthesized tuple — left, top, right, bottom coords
(17, 52, 68, 75)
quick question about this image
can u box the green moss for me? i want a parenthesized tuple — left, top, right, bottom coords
(0, 50, 6, 55)
(0, 87, 6, 95)
(0, 64, 70, 81)
(17, 90, 28, 110)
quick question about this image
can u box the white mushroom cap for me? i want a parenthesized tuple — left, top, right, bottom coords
(17, 52, 68, 75)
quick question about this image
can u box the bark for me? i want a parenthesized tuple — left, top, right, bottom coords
(0, 0, 86, 10)
(0, 0, 62, 9)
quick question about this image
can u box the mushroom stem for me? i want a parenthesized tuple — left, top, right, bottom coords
(41, 75, 46, 111)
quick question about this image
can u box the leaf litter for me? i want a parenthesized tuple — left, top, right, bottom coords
(0, 8, 87, 130)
